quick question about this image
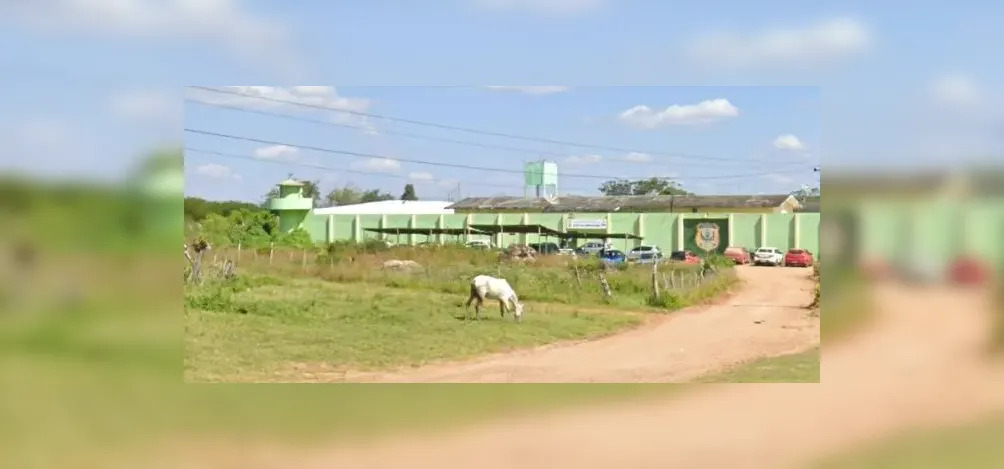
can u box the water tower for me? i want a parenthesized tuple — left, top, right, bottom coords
(524, 160, 559, 199)
(268, 178, 314, 233)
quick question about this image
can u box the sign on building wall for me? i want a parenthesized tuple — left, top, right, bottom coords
(566, 218, 607, 230)
(683, 218, 729, 255)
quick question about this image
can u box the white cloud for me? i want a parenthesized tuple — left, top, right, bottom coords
(187, 86, 375, 132)
(194, 163, 240, 180)
(483, 86, 570, 95)
(618, 99, 739, 128)
(564, 154, 603, 164)
(108, 89, 179, 124)
(773, 134, 806, 151)
(0, 0, 303, 77)
(473, 0, 604, 14)
(620, 152, 653, 162)
(685, 17, 872, 69)
(409, 171, 435, 181)
(928, 73, 982, 109)
(353, 157, 401, 173)
(254, 144, 298, 160)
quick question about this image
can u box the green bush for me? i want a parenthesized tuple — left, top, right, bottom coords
(704, 254, 735, 270)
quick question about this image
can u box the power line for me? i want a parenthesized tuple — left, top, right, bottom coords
(186, 86, 801, 165)
(184, 97, 811, 169)
(184, 127, 817, 181)
(184, 147, 532, 191)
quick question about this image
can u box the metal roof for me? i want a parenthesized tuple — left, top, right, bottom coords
(446, 194, 794, 212)
(313, 200, 455, 215)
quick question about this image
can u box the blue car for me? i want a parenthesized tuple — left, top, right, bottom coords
(599, 249, 626, 264)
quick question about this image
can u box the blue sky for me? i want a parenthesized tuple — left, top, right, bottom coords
(0, 1, 1000, 202)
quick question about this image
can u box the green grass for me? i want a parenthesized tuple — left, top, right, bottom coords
(821, 268, 874, 342)
(185, 277, 646, 382)
(239, 243, 735, 310)
(812, 415, 1004, 468)
(697, 347, 820, 383)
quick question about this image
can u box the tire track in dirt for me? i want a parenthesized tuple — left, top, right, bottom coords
(345, 265, 819, 383)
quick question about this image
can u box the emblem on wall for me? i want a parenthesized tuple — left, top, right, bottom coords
(695, 222, 721, 252)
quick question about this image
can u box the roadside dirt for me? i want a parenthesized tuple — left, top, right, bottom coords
(345, 265, 820, 383)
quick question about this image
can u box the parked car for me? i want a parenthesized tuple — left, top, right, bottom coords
(723, 246, 751, 265)
(753, 247, 785, 266)
(784, 248, 814, 267)
(465, 240, 493, 250)
(577, 241, 612, 256)
(599, 249, 626, 264)
(627, 245, 661, 262)
(557, 247, 577, 256)
(634, 252, 663, 265)
(669, 250, 702, 265)
(528, 242, 561, 255)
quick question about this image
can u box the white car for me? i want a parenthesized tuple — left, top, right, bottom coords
(627, 245, 661, 261)
(753, 247, 784, 266)
(577, 241, 612, 255)
(465, 240, 493, 250)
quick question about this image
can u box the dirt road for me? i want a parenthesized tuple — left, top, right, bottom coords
(253, 281, 1004, 469)
(159, 273, 1004, 469)
(346, 265, 819, 383)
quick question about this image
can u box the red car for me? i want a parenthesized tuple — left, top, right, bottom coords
(724, 246, 751, 265)
(784, 249, 814, 267)
(669, 250, 702, 265)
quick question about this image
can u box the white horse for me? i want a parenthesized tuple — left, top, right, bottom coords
(466, 275, 524, 322)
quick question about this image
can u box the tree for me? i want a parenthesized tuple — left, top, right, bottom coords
(325, 184, 396, 206)
(185, 197, 262, 222)
(360, 189, 395, 203)
(598, 177, 693, 196)
(326, 185, 362, 206)
(400, 183, 418, 201)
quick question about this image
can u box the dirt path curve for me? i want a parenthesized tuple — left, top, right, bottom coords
(345, 265, 819, 383)
(230, 281, 1004, 469)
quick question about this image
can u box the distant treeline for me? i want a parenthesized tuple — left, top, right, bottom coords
(184, 197, 263, 222)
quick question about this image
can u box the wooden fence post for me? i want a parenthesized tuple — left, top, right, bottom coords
(650, 260, 660, 300)
(598, 274, 613, 300)
(236, 242, 242, 264)
(269, 242, 274, 265)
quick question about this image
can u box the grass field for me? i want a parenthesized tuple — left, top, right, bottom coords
(185, 277, 646, 382)
(697, 347, 820, 383)
(184, 243, 738, 382)
(812, 415, 1004, 468)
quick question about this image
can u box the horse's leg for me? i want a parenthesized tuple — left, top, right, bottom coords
(465, 286, 477, 320)
(499, 299, 507, 318)
(475, 295, 484, 321)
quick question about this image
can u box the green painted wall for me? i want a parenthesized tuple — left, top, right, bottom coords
(312, 211, 824, 256)
(732, 214, 759, 251)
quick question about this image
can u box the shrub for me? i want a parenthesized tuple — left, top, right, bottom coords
(704, 254, 735, 270)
